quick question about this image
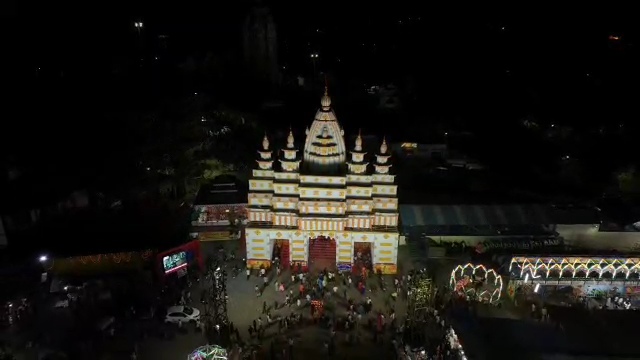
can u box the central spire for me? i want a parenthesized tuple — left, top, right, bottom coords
(321, 76, 331, 109)
(321, 87, 331, 109)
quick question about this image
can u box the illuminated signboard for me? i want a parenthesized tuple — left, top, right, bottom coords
(163, 251, 187, 274)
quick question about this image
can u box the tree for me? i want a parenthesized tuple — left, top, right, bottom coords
(616, 166, 640, 197)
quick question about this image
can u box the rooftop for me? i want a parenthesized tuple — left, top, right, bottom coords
(400, 204, 600, 227)
(194, 175, 247, 206)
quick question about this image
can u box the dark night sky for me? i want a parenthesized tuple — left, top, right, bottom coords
(1, 1, 640, 253)
(1, 3, 639, 157)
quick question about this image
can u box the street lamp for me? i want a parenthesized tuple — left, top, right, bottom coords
(134, 22, 144, 35)
(38, 255, 48, 263)
(310, 53, 319, 76)
(134, 22, 144, 59)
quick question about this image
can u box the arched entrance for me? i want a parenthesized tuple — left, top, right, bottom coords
(308, 235, 336, 271)
(353, 242, 372, 274)
(272, 239, 290, 269)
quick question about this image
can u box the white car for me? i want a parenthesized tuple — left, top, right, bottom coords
(164, 305, 200, 324)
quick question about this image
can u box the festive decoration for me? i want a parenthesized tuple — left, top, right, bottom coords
(187, 345, 227, 360)
(374, 263, 397, 275)
(311, 300, 324, 318)
(68, 251, 152, 265)
(509, 256, 640, 279)
(247, 259, 271, 269)
(450, 263, 503, 304)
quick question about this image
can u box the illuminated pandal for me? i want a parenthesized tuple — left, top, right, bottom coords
(509, 256, 640, 279)
(188, 345, 227, 360)
(449, 263, 503, 304)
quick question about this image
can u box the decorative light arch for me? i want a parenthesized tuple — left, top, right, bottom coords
(509, 256, 640, 279)
(187, 345, 227, 360)
(449, 263, 503, 304)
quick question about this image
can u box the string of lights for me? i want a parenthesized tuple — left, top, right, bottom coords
(509, 256, 640, 279)
(407, 273, 433, 322)
(202, 264, 230, 347)
(187, 345, 228, 360)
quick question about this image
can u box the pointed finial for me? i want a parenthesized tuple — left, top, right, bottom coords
(321, 83, 331, 108)
(324, 75, 328, 95)
(380, 136, 388, 154)
(262, 132, 270, 150)
(355, 129, 363, 151)
(287, 127, 295, 148)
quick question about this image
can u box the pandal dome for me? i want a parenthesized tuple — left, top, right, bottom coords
(187, 345, 227, 360)
(302, 87, 347, 170)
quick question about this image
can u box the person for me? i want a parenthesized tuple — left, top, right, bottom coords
(246, 268, 251, 280)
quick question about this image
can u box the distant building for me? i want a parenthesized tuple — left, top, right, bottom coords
(191, 175, 247, 241)
(0, 216, 6, 247)
(392, 142, 448, 159)
(243, 2, 278, 89)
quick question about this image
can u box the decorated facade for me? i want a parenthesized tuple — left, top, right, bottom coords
(245, 88, 400, 273)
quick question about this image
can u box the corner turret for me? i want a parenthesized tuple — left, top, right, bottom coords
(374, 136, 392, 174)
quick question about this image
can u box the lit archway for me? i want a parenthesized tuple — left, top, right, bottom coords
(450, 263, 503, 304)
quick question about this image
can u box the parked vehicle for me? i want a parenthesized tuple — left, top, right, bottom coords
(164, 306, 200, 324)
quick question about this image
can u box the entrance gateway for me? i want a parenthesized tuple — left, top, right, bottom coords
(243, 88, 400, 273)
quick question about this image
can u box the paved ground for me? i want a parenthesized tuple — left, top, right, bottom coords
(138, 266, 408, 359)
(137, 241, 424, 360)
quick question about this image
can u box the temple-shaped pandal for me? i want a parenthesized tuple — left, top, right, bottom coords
(245, 87, 399, 274)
